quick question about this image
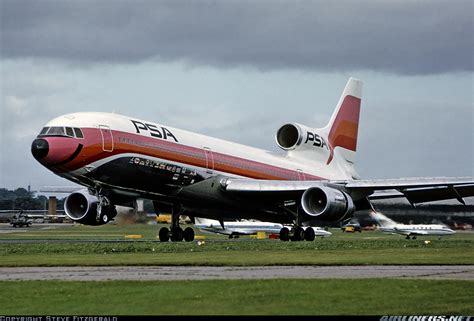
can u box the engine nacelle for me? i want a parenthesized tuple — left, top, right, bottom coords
(301, 186, 354, 222)
(275, 123, 330, 159)
(64, 190, 116, 225)
(276, 123, 304, 151)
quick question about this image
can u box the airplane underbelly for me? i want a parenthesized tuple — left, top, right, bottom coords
(80, 155, 206, 195)
(69, 154, 292, 223)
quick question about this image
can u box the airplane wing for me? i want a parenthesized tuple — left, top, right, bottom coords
(222, 176, 474, 206)
(0, 209, 66, 215)
(197, 228, 232, 236)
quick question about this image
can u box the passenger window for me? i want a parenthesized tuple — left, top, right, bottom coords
(65, 127, 74, 137)
(39, 127, 49, 135)
(47, 127, 65, 135)
(74, 128, 84, 138)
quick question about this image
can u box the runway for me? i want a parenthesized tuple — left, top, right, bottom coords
(0, 265, 473, 281)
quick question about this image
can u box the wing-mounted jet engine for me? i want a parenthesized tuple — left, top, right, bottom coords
(300, 186, 355, 222)
(64, 189, 117, 225)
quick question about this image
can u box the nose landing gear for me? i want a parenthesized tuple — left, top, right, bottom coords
(96, 196, 117, 224)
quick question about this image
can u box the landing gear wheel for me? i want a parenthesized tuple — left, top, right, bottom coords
(412, 236, 417, 240)
(183, 227, 195, 242)
(405, 235, 410, 240)
(171, 227, 184, 242)
(100, 214, 109, 224)
(304, 227, 315, 241)
(292, 226, 305, 241)
(159, 227, 170, 242)
(279, 227, 290, 241)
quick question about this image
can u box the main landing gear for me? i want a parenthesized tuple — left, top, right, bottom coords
(279, 226, 316, 242)
(158, 206, 195, 242)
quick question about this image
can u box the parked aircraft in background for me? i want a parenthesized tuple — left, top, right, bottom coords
(0, 209, 67, 220)
(31, 78, 474, 242)
(369, 211, 455, 239)
(194, 217, 332, 240)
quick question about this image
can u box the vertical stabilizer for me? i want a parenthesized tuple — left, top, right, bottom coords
(369, 211, 397, 227)
(194, 217, 219, 227)
(325, 78, 363, 165)
(194, 217, 208, 225)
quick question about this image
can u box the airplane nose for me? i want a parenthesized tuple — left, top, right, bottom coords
(31, 138, 49, 159)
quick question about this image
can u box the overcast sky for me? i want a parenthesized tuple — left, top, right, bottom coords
(1, 0, 473, 190)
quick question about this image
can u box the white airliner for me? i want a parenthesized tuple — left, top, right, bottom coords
(194, 217, 332, 239)
(31, 78, 474, 242)
(369, 211, 456, 239)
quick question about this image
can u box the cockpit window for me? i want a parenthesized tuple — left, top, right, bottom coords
(39, 127, 49, 135)
(47, 127, 65, 136)
(38, 126, 84, 138)
(73, 128, 84, 138)
(65, 127, 74, 137)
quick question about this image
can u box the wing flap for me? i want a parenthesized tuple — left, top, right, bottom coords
(402, 184, 474, 204)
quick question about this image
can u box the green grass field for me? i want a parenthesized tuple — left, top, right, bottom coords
(1, 223, 473, 315)
(1, 224, 473, 266)
(0, 279, 472, 315)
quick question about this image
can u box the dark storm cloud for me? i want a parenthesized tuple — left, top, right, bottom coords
(1, 0, 472, 74)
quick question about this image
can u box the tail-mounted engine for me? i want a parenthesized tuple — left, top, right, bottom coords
(300, 186, 354, 222)
(64, 189, 117, 225)
(275, 123, 330, 161)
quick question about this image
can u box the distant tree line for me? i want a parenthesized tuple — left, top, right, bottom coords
(0, 188, 64, 210)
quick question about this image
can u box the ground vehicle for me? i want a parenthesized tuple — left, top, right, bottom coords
(341, 223, 361, 233)
(343, 226, 355, 233)
(10, 212, 32, 228)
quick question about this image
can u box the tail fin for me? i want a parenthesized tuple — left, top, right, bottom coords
(194, 217, 217, 226)
(369, 211, 397, 227)
(325, 78, 363, 165)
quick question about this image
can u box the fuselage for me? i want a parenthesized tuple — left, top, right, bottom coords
(31, 112, 348, 203)
(379, 224, 455, 236)
(195, 219, 284, 236)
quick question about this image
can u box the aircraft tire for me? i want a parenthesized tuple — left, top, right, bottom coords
(292, 226, 305, 241)
(304, 227, 315, 241)
(183, 227, 195, 242)
(171, 227, 184, 242)
(159, 227, 170, 242)
(280, 227, 290, 241)
(100, 214, 109, 224)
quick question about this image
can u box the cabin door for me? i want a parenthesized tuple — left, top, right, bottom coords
(99, 125, 114, 152)
(203, 147, 214, 174)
